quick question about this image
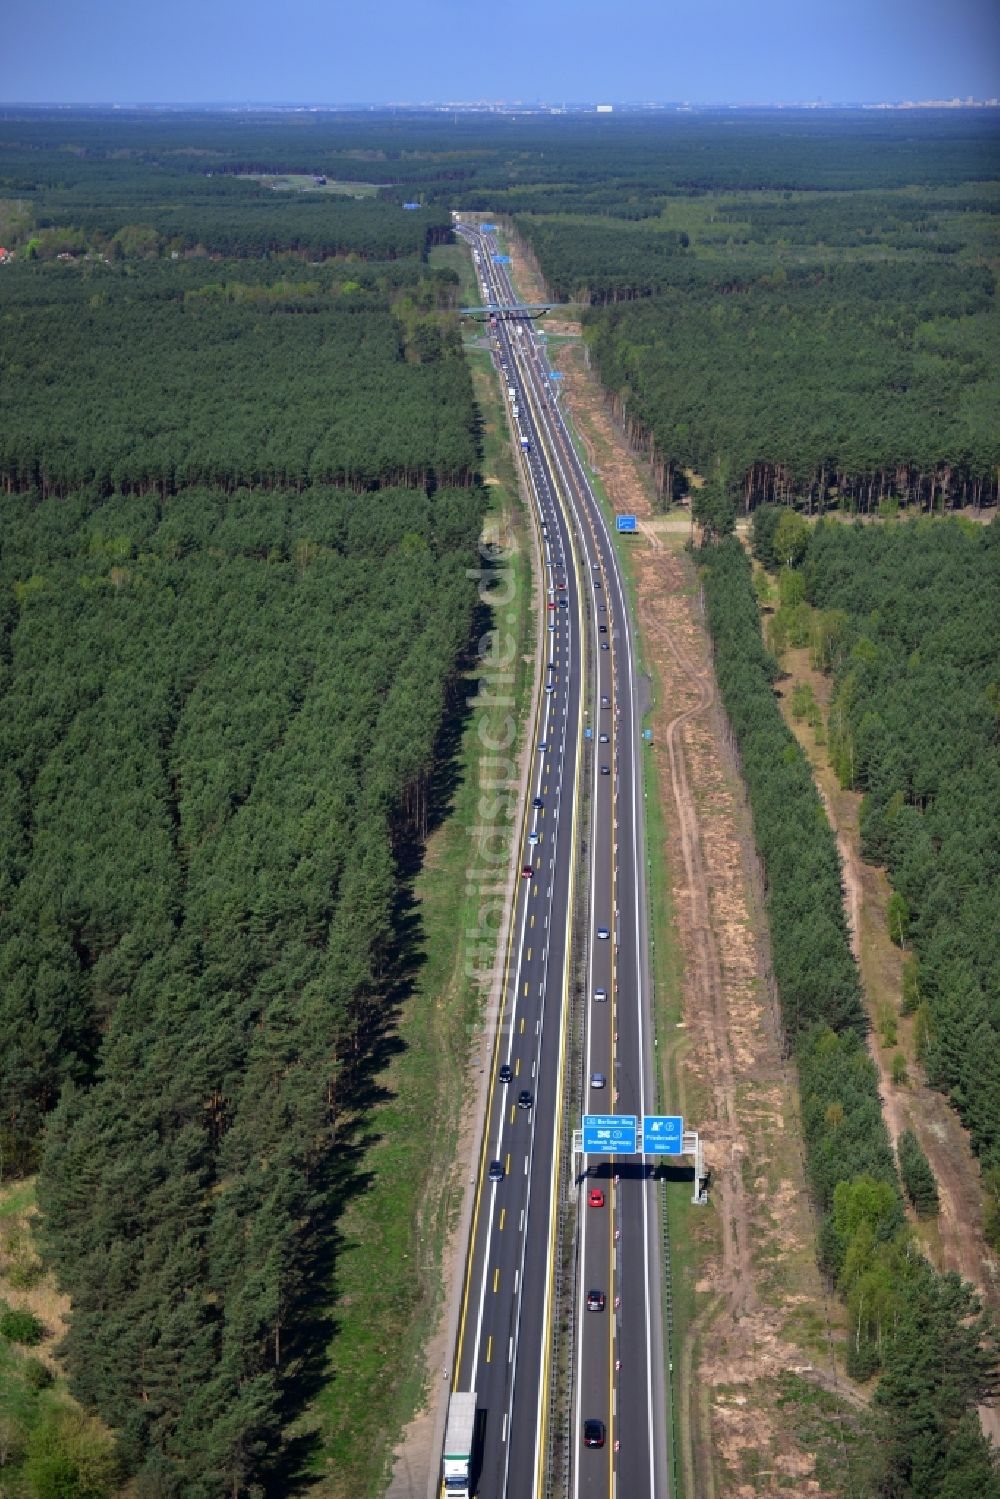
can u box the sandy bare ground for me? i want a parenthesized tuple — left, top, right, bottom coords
(774, 649, 1000, 1447)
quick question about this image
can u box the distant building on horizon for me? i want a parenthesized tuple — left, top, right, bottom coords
(596, 103, 613, 113)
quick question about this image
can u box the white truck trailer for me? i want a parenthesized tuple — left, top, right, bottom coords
(442, 1391, 477, 1497)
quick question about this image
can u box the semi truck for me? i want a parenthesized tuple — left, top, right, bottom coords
(442, 1392, 477, 1497)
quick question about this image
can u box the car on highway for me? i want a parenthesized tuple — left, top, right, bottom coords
(521, 864, 534, 879)
(601, 694, 610, 708)
(588, 1187, 605, 1208)
(596, 926, 610, 941)
(545, 684, 555, 694)
(517, 1090, 534, 1110)
(601, 642, 609, 651)
(548, 622, 556, 632)
(599, 732, 610, 743)
(590, 1072, 606, 1089)
(558, 598, 568, 608)
(532, 796, 544, 808)
(583, 1418, 606, 1448)
(600, 765, 610, 776)
(498, 1063, 512, 1084)
(488, 1160, 504, 1182)
(594, 987, 607, 1002)
(599, 625, 608, 634)
(586, 1289, 606, 1312)
(547, 601, 557, 610)
(538, 740, 548, 751)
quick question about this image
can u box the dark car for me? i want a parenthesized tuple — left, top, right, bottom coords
(586, 1289, 606, 1312)
(599, 624, 608, 633)
(583, 1418, 606, 1448)
(488, 1159, 504, 1182)
(498, 1063, 512, 1084)
(521, 864, 534, 879)
(600, 765, 610, 776)
(600, 695, 610, 708)
(517, 1090, 534, 1110)
(532, 796, 544, 808)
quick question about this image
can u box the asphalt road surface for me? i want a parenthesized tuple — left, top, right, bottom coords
(448, 222, 671, 1499)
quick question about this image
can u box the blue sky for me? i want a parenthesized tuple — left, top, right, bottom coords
(4, 0, 999, 105)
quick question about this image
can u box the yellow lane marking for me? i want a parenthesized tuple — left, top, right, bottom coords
(486, 1335, 493, 1363)
(500, 1208, 506, 1231)
(493, 1268, 500, 1293)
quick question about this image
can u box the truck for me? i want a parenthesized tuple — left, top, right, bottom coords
(442, 1392, 477, 1497)
(520, 435, 531, 452)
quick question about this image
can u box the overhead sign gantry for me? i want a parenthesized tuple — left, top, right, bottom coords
(460, 301, 555, 322)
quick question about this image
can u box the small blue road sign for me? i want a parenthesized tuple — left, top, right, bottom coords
(492, 254, 511, 264)
(616, 514, 637, 533)
(642, 1115, 684, 1154)
(402, 202, 421, 210)
(549, 371, 563, 380)
(479, 223, 497, 232)
(584, 727, 593, 739)
(583, 1114, 638, 1154)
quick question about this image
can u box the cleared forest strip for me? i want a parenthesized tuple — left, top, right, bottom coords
(773, 639, 1000, 1447)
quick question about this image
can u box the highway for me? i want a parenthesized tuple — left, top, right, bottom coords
(449, 221, 670, 1499)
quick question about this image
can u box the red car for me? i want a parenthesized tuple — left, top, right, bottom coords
(588, 1188, 605, 1209)
(521, 864, 534, 879)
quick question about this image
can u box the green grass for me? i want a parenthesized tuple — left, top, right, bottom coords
(307, 255, 537, 1497)
(0, 1180, 36, 1222)
(245, 172, 380, 196)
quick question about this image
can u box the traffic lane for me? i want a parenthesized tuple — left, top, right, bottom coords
(468, 722, 580, 1490)
(503, 664, 583, 1493)
(454, 593, 576, 1352)
(612, 1160, 657, 1498)
(489, 440, 585, 1486)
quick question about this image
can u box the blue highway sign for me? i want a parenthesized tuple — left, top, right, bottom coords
(643, 1114, 684, 1154)
(583, 1114, 638, 1154)
(549, 371, 563, 380)
(616, 514, 637, 533)
(492, 254, 511, 264)
(479, 223, 497, 232)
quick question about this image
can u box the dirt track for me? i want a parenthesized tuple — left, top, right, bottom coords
(775, 652, 1000, 1448)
